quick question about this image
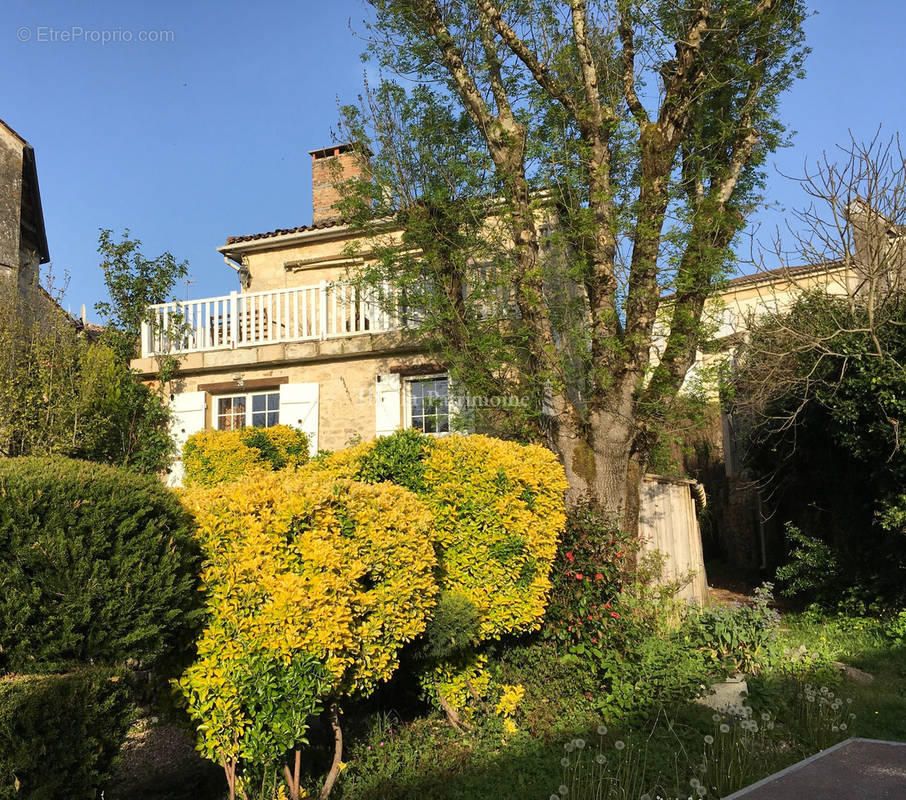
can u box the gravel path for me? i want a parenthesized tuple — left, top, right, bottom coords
(106, 715, 225, 800)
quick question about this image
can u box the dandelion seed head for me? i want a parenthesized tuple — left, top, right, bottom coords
(615, 740, 626, 750)
(561, 757, 569, 767)
(597, 724, 608, 736)
(720, 724, 730, 733)
(704, 735, 714, 744)
(559, 785, 569, 795)
(596, 754, 606, 765)
(574, 738, 585, 749)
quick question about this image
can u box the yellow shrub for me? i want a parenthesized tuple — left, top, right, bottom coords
(422, 653, 492, 721)
(182, 424, 309, 487)
(323, 432, 567, 641)
(178, 469, 437, 765)
(423, 435, 567, 639)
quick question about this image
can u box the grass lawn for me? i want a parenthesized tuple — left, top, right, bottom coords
(107, 608, 906, 800)
(770, 612, 906, 742)
(329, 612, 906, 800)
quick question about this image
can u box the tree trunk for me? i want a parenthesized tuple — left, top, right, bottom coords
(551, 400, 646, 536)
(319, 703, 344, 800)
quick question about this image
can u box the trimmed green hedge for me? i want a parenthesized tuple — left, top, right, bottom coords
(0, 668, 134, 800)
(0, 457, 202, 672)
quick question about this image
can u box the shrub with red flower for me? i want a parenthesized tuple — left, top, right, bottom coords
(543, 503, 638, 652)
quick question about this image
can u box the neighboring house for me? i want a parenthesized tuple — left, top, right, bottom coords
(131, 145, 453, 485)
(650, 202, 906, 569)
(0, 118, 50, 296)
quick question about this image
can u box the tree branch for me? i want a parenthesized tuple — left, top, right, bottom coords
(617, 5, 647, 125)
(478, 0, 581, 121)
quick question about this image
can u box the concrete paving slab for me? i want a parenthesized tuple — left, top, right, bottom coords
(724, 738, 906, 799)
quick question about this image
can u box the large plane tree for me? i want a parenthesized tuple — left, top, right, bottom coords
(338, 0, 808, 530)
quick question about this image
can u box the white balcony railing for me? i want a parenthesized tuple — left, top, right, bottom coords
(140, 281, 402, 357)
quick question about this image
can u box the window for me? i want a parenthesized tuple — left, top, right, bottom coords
(216, 391, 280, 430)
(405, 375, 449, 434)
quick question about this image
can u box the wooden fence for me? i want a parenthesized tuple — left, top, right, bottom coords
(639, 475, 709, 605)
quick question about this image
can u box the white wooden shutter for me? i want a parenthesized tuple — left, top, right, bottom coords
(375, 373, 401, 437)
(167, 391, 206, 487)
(279, 382, 319, 455)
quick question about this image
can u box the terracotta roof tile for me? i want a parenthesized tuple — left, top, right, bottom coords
(224, 219, 346, 245)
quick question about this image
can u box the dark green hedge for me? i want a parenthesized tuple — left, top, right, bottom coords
(0, 457, 202, 672)
(0, 668, 134, 800)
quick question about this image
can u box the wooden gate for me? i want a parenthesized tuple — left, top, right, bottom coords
(639, 475, 708, 605)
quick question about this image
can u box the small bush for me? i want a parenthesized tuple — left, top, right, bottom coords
(423, 434, 568, 639)
(182, 424, 310, 486)
(775, 523, 843, 605)
(883, 610, 906, 646)
(688, 583, 782, 675)
(335, 430, 568, 640)
(544, 503, 638, 649)
(0, 457, 201, 672)
(0, 668, 134, 800)
(356, 428, 434, 492)
(541, 504, 714, 720)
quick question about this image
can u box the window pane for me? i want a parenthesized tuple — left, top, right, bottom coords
(267, 410, 279, 427)
(251, 412, 267, 427)
(218, 395, 246, 430)
(408, 377, 450, 435)
(252, 394, 266, 412)
(267, 393, 280, 411)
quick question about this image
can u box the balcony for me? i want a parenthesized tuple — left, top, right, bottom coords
(140, 281, 402, 358)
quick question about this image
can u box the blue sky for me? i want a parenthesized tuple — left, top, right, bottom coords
(2, 0, 904, 317)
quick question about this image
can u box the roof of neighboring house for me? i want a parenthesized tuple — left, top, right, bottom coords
(721, 260, 845, 290)
(660, 260, 846, 301)
(224, 219, 346, 244)
(0, 117, 28, 146)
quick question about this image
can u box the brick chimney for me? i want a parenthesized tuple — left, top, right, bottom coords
(309, 143, 366, 226)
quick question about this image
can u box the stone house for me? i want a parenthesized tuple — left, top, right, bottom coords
(131, 145, 452, 485)
(0, 118, 50, 296)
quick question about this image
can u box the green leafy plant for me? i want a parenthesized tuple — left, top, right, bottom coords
(0, 456, 202, 673)
(355, 427, 434, 493)
(775, 524, 843, 603)
(0, 668, 134, 800)
(883, 610, 906, 647)
(689, 584, 782, 675)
